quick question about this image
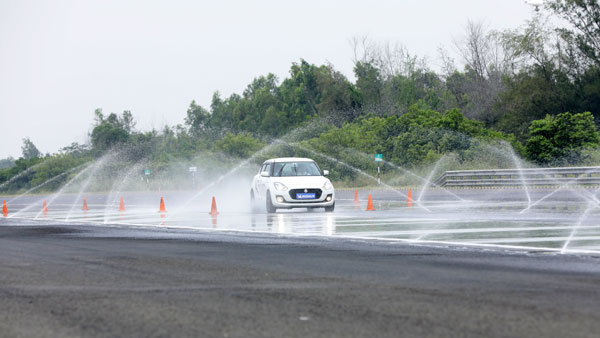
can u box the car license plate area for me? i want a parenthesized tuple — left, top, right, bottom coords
(296, 193, 316, 200)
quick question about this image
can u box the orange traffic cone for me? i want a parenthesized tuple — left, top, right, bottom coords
(2, 200, 8, 217)
(42, 200, 48, 216)
(354, 189, 359, 203)
(209, 196, 219, 216)
(366, 194, 376, 211)
(82, 197, 89, 211)
(159, 197, 166, 213)
(119, 197, 126, 212)
(407, 188, 413, 207)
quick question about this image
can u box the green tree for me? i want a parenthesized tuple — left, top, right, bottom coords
(59, 142, 90, 158)
(208, 91, 237, 133)
(494, 11, 599, 138)
(547, 0, 600, 67)
(21, 137, 41, 159)
(495, 63, 579, 141)
(526, 111, 600, 164)
(0, 157, 14, 169)
(354, 61, 383, 107)
(314, 64, 361, 118)
(185, 100, 210, 138)
(214, 132, 265, 158)
(544, 1, 600, 121)
(90, 109, 132, 153)
(235, 74, 281, 133)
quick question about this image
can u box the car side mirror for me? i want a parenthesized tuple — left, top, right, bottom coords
(261, 171, 270, 177)
(323, 170, 329, 176)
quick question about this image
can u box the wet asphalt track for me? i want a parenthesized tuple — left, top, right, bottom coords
(1, 219, 600, 338)
(4, 188, 600, 253)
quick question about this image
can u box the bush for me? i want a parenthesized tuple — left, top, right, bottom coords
(525, 111, 600, 165)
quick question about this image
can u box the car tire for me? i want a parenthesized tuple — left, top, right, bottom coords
(266, 191, 276, 213)
(325, 202, 335, 212)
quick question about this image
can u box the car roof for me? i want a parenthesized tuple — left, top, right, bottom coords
(262, 157, 315, 164)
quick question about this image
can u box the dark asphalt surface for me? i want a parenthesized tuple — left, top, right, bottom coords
(1, 220, 600, 338)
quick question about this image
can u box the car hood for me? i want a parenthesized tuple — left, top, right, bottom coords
(271, 176, 331, 189)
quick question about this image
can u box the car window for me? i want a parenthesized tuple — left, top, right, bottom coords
(259, 163, 271, 175)
(272, 162, 321, 177)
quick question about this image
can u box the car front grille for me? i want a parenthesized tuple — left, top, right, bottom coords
(289, 188, 322, 200)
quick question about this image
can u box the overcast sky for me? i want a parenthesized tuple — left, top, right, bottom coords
(0, 0, 544, 159)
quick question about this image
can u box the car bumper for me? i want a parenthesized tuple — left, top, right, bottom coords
(271, 190, 335, 208)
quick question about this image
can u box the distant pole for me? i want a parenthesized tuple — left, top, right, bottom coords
(375, 153, 382, 185)
(189, 166, 197, 188)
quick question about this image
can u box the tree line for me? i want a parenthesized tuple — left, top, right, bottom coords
(1, 0, 599, 191)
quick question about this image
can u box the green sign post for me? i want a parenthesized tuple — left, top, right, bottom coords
(374, 154, 382, 184)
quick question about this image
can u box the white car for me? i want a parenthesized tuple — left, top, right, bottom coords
(251, 157, 335, 212)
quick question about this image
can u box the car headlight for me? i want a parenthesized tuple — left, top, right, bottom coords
(323, 181, 333, 190)
(274, 182, 288, 191)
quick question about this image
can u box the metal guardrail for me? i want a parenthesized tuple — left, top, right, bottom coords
(432, 166, 600, 188)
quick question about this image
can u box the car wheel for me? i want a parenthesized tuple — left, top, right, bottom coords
(266, 191, 276, 213)
(325, 202, 335, 212)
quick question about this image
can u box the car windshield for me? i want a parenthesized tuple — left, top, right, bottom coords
(272, 162, 321, 177)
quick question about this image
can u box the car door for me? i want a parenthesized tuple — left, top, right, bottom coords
(256, 163, 271, 197)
